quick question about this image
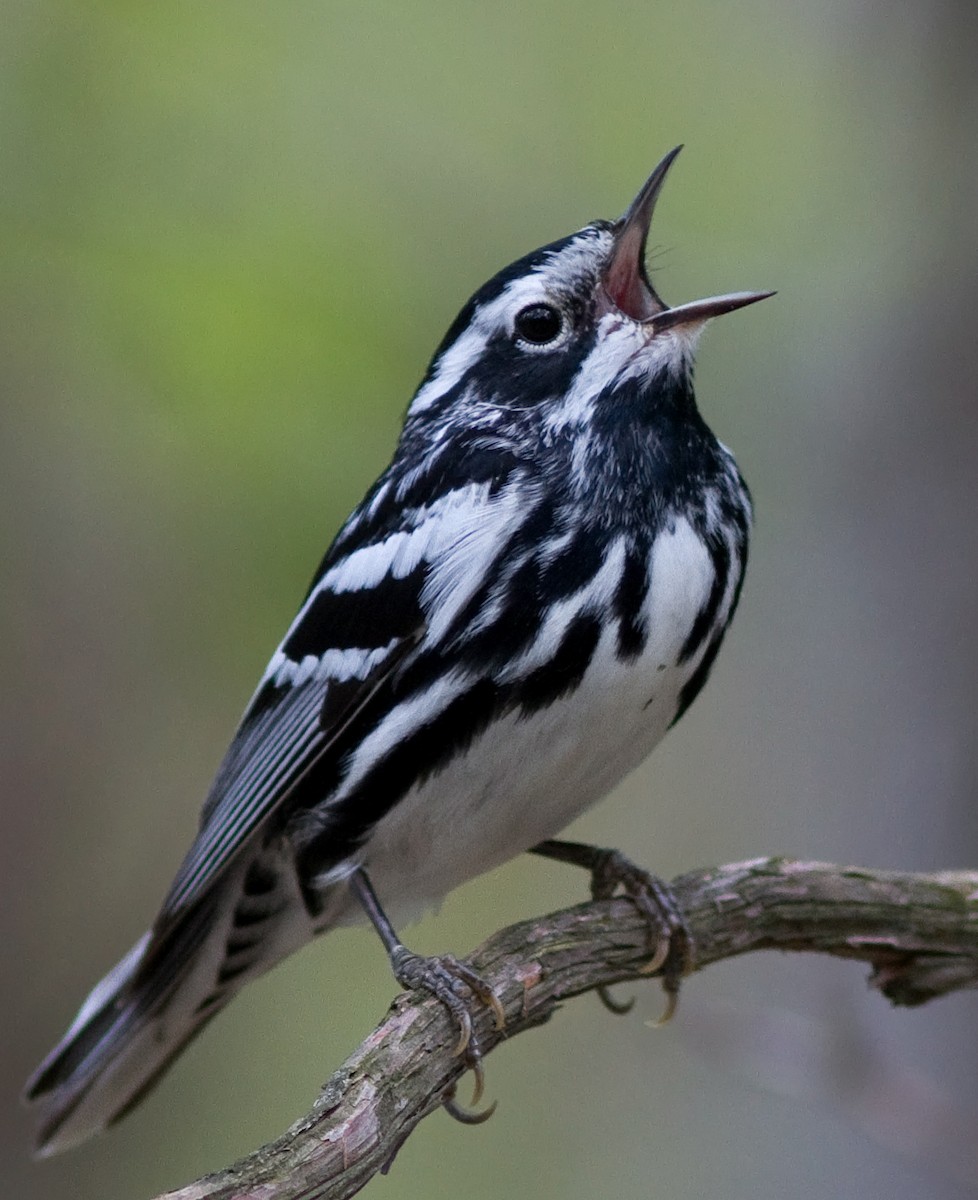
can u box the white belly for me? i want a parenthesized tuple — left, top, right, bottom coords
(362, 638, 680, 919)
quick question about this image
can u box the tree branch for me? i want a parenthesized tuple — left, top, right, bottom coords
(157, 858, 978, 1200)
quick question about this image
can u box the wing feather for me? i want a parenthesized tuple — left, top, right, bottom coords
(154, 505, 432, 926)
(154, 461, 531, 929)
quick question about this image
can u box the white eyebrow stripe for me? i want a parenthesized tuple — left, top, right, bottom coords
(409, 227, 614, 415)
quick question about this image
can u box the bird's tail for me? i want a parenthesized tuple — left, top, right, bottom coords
(24, 854, 313, 1156)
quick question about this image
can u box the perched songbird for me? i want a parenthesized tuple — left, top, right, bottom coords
(26, 146, 771, 1153)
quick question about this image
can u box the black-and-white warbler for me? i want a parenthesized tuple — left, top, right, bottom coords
(25, 146, 771, 1153)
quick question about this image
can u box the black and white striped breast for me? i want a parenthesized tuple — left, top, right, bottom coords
(280, 449, 750, 906)
(295, 478, 748, 915)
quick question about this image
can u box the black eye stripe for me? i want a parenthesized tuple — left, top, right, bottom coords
(514, 304, 563, 345)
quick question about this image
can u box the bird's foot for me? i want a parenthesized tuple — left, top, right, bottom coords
(587, 847, 690, 1022)
(530, 839, 691, 1021)
(390, 946, 503, 1122)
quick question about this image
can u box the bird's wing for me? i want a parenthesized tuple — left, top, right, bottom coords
(154, 518, 430, 927)
(154, 454, 532, 930)
(156, 635, 423, 928)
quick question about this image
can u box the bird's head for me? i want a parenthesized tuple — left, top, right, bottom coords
(406, 146, 772, 440)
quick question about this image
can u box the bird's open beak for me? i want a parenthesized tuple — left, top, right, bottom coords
(603, 145, 774, 330)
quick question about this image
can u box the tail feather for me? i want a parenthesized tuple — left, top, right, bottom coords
(25, 903, 225, 1155)
(26, 933, 152, 1105)
(24, 850, 316, 1156)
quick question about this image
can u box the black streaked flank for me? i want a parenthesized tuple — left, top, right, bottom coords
(671, 632, 725, 728)
(436, 496, 555, 662)
(297, 679, 504, 876)
(678, 534, 730, 665)
(515, 613, 602, 715)
(294, 611, 604, 882)
(539, 529, 606, 600)
(614, 541, 652, 660)
(466, 550, 545, 664)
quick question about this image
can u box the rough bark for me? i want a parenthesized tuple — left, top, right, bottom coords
(157, 858, 978, 1200)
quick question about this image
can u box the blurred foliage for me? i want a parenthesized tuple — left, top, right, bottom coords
(3, 2, 978, 1199)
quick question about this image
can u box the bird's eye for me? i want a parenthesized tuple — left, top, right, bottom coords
(514, 303, 563, 346)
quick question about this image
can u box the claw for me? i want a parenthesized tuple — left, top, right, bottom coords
(445, 955, 506, 1031)
(443, 1083, 498, 1125)
(597, 985, 635, 1015)
(468, 1055, 486, 1107)
(486, 989, 506, 1031)
(637, 932, 671, 976)
(451, 1008, 473, 1058)
(647, 979, 681, 1028)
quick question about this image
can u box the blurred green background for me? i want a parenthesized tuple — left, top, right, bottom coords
(4, 1, 978, 1197)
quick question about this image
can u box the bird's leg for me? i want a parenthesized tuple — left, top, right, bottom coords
(348, 867, 503, 1123)
(529, 839, 691, 1021)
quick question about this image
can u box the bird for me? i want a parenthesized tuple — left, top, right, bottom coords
(25, 145, 772, 1154)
